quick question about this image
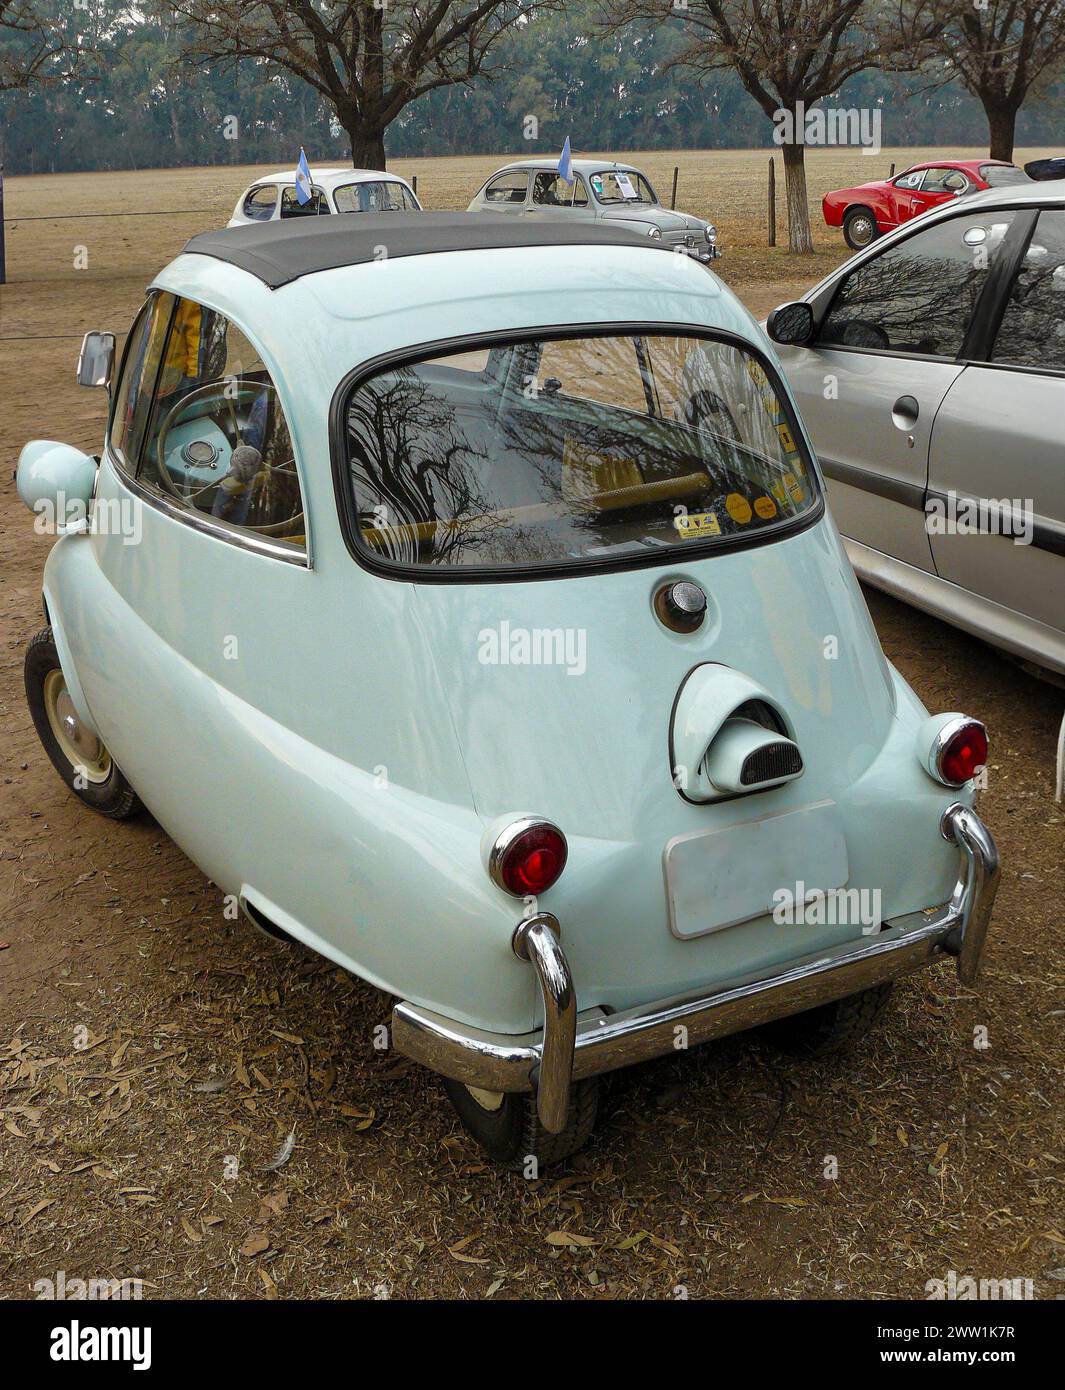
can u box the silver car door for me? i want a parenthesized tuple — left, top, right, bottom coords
(927, 207, 1065, 655)
(777, 205, 1031, 576)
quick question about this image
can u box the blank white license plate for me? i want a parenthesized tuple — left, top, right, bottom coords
(664, 800, 849, 939)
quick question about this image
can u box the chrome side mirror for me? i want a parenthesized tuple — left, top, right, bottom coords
(766, 301, 814, 347)
(77, 331, 115, 388)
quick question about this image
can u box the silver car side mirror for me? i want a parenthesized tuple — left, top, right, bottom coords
(766, 301, 814, 347)
(77, 331, 116, 388)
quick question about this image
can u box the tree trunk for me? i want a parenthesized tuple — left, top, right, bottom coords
(984, 101, 1018, 163)
(781, 141, 814, 255)
(349, 128, 386, 171)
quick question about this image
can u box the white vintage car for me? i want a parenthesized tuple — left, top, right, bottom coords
(228, 167, 422, 225)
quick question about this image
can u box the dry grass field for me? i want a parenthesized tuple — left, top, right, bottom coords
(0, 149, 1062, 1302)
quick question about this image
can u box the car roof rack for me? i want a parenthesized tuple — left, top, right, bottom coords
(182, 211, 669, 289)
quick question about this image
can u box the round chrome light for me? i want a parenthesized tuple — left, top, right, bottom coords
(925, 715, 989, 787)
(489, 818, 568, 897)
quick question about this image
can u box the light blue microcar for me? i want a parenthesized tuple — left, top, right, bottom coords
(17, 212, 1000, 1167)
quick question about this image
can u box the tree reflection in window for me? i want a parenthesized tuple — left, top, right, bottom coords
(344, 334, 818, 572)
(820, 212, 1019, 358)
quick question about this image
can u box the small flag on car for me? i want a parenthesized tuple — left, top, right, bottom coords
(295, 148, 313, 205)
(557, 136, 574, 184)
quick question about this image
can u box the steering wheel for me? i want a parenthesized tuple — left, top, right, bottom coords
(155, 381, 303, 535)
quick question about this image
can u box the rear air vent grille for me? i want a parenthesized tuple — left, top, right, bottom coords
(740, 741, 804, 786)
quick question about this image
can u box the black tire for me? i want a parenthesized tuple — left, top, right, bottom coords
(843, 206, 879, 251)
(24, 627, 142, 820)
(443, 1076, 599, 1172)
(762, 982, 894, 1058)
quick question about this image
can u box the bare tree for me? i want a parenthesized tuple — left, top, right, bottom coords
(599, 1, 937, 253)
(0, 1, 83, 93)
(174, 0, 554, 170)
(923, 1, 1065, 161)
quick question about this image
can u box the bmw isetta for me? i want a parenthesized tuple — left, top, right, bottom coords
(17, 212, 1000, 1168)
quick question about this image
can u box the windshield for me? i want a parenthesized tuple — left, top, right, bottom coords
(340, 332, 820, 576)
(590, 170, 657, 205)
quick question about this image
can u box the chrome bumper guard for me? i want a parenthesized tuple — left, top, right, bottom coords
(392, 803, 999, 1134)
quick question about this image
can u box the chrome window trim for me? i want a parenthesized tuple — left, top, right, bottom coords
(105, 446, 311, 569)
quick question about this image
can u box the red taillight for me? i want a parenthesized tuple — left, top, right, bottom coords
(490, 820, 568, 897)
(938, 721, 988, 786)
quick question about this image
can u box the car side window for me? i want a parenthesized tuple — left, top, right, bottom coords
(400, 186, 419, 210)
(818, 210, 1020, 358)
(134, 297, 306, 550)
(992, 210, 1065, 371)
(280, 185, 328, 218)
(922, 167, 969, 195)
(242, 186, 278, 221)
(483, 172, 528, 205)
(894, 171, 924, 191)
(532, 173, 588, 207)
(109, 291, 176, 474)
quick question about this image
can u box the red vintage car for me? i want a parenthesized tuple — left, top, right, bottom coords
(823, 159, 1030, 249)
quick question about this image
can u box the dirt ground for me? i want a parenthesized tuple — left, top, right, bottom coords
(1, 151, 1062, 1301)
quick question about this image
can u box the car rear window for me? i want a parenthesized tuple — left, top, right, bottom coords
(980, 165, 1031, 186)
(339, 332, 820, 576)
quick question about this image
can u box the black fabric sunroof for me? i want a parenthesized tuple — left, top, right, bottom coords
(182, 211, 669, 289)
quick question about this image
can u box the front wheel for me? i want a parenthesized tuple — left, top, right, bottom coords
(443, 1076, 599, 1172)
(843, 207, 879, 250)
(24, 627, 142, 819)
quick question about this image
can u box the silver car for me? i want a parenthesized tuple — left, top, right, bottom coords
(467, 159, 720, 260)
(766, 179, 1065, 679)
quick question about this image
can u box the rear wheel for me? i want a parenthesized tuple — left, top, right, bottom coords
(843, 207, 879, 250)
(762, 983, 894, 1057)
(24, 627, 142, 819)
(443, 1076, 599, 1172)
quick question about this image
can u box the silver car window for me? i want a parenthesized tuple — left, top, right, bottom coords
(532, 172, 588, 207)
(483, 171, 529, 205)
(992, 209, 1065, 371)
(819, 210, 1021, 358)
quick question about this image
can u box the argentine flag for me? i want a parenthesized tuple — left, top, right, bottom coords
(557, 136, 574, 184)
(295, 148, 313, 205)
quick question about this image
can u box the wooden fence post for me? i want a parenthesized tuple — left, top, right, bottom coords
(670, 165, 679, 210)
(411, 174, 418, 198)
(0, 166, 6, 286)
(768, 157, 776, 248)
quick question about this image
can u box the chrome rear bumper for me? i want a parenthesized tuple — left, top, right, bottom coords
(392, 803, 999, 1133)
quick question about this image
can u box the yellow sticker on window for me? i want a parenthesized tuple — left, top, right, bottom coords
(753, 495, 778, 520)
(674, 511, 721, 537)
(725, 493, 753, 525)
(784, 471, 804, 504)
